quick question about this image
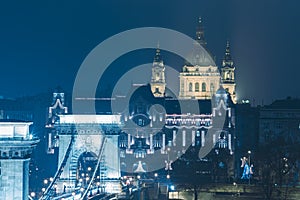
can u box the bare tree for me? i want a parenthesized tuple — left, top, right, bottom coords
(256, 137, 299, 200)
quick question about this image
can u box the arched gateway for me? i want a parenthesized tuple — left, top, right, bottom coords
(42, 104, 122, 200)
(55, 115, 121, 194)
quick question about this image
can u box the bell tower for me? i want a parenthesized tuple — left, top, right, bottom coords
(150, 45, 166, 97)
(221, 41, 236, 103)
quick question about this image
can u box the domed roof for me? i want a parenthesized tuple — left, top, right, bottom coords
(185, 42, 216, 66)
(216, 86, 227, 95)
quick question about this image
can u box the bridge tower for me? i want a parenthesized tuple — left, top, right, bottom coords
(53, 115, 122, 195)
(0, 121, 39, 200)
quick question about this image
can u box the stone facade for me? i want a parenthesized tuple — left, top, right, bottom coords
(179, 65, 220, 99)
(0, 122, 39, 200)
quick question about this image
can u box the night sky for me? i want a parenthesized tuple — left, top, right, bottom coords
(0, 0, 299, 105)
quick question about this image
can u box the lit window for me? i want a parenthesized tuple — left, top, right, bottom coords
(138, 119, 142, 126)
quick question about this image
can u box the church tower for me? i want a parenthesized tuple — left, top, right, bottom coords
(179, 17, 220, 100)
(220, 41, 236, 103)
(151, 46, 166, 97)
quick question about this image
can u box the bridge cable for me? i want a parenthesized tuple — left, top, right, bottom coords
(80, 137, 107, 200)
(39, 135, 75, 200)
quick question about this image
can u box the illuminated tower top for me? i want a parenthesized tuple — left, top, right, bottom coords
(179, 17, 219, 100)
(220, 41, 236, 103)
(153, 43, 163, 64)
(222, 41, 234, 68)
(151, 45, 166, 97)
(196, 17, 207, 47)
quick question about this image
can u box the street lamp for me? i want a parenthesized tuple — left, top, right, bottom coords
(248, 150, 251, 185)
(136, 175, 141, 200)
(80, 187, 84, 194)
(30, 192, 36, 198)
(97, 182, 100, 194)
(153, 173, 160, 199)
(248, 150, 251, 164)
(72, 192, 76, 200)
(165, 148, 172, 184)
(54, 184, 58, 195)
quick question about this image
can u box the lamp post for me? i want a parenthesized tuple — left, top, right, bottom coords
(97, 182, 100, 194)
(165, 148, 172, 180)
(137, 175, 141, 200)
(165, 148, 173, 200)
(30, 192, 36, 199)
(154, 173, 160, 199)
(248, 150, 251, 185)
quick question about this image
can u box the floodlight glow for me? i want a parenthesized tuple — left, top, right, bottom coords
(170, 185, 175, 191)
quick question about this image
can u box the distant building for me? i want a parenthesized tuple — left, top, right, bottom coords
(258, 97, 300, 145)
(0, 98, 33, 121)
(255, 98, 300, 186)
(235, 102, 259, 178)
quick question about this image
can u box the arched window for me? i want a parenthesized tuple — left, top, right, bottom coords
(226, 72, 231, 80)
(189, 83, 193, 92)
(210, 83, 215, 93)
(195, 82, 199, 92)
(202, 82, 206, 92)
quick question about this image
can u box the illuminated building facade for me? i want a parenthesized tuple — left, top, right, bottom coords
(178, 18, 237, 103)
(118, 83, 235, 182)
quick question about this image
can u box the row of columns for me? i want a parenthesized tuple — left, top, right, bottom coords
(123, 130, 232, 153)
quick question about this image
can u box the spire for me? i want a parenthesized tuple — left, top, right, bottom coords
(222, 40, 233, 68)
(225, 40, 232, 60)
(196, 17, 207, 47)
(154, 42, 162, 63)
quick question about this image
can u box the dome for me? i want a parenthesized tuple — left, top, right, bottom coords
(216, 86, 227, 95)
(185, 42, 216, 66)
(213, 86, 234, 107)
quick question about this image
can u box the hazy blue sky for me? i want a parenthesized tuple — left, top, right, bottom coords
(0, 0, 299, 104)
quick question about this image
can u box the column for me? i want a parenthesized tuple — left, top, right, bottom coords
(150, 134, 153, 150)
(192, 130, 195, 146)
(182, 130, 186, 147)
(162, 134, 166, 152)
(201, 130, 205, 147)
(172, 130, 176, 146)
